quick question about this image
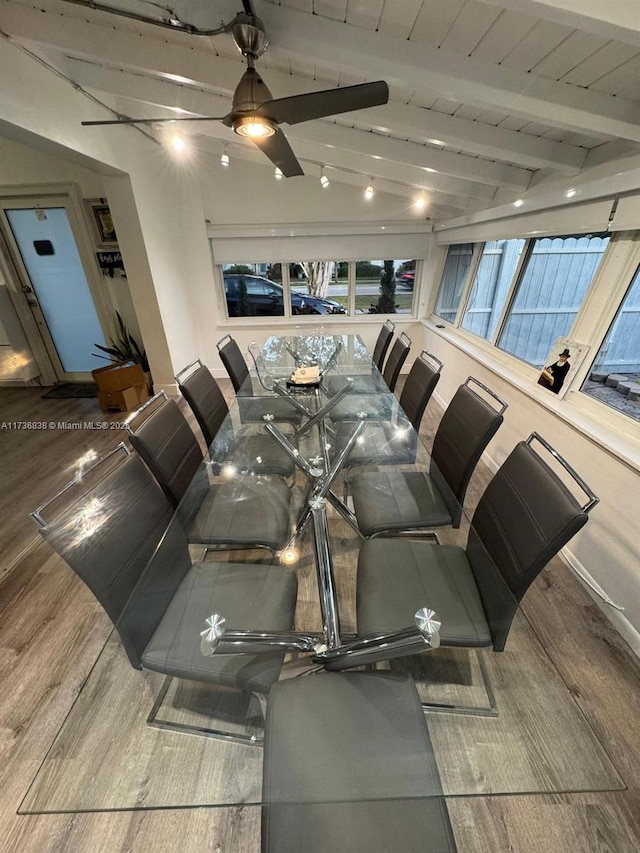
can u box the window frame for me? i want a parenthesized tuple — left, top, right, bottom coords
(216, 258, 422, 321)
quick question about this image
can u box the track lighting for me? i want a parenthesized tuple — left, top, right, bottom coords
(220, 147, 230, 167)
(364, 179, 374, 200)
(320, 167, 330, 188)
(274, 166, 283, 180)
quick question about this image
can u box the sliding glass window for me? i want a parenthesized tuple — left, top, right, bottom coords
(581, 265, 640, 423)
(497, 235, 610, 367)
(460, 239, 526, 341)
(433, 243, 474, 323)
(221, 263, 285, 317)
(355, 259, 416, 315)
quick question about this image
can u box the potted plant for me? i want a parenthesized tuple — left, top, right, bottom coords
(94, 311, 152, 391)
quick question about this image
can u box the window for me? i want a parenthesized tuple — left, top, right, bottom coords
(498, 235, 610, 366)
(433, 243, 474, 322)
(461, 239, 526, 341)
(290, 262, 347, 314)
(581, 265, 640, 423)
(218, 259, 419, 318)
(222, 263, 284, 317)
(355, 259, 415, 315)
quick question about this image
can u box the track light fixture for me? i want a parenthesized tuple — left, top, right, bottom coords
(274, 166, 283, 179)
(320, 167, 330, 188)
(220, 146, 230, 167)
(364, 178, 374, 200)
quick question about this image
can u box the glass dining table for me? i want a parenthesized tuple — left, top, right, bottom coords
(19, 333, 623, 851)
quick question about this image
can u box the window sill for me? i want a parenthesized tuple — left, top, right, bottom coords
(423, 318, 640, 474)
(217, 314, 418, 329)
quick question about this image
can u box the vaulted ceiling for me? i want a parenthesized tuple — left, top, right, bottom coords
(2, 0, 640, 221)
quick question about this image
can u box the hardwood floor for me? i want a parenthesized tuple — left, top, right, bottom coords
(0, 384, 639, 852)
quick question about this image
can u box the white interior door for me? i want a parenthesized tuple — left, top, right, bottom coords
(2, 205, 107, 381)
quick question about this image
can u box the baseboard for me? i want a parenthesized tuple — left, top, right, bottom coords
(153, 382, 179, 398)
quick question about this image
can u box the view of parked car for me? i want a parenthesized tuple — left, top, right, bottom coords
(224, 274, 346, 317)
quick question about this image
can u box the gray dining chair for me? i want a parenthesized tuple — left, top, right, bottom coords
(334, 351, 443, 497)
(350, 377, 507, 535)
(175, 359, 296, 478)
(126, 391, 293, 554)
(31, 445, 298, 744)
(328, 332, 412, 422)
(325, 319, 395, 396)
(217, 334, 303, 425)
(355, 433, 598, 715)
(261, 671, 457, 852)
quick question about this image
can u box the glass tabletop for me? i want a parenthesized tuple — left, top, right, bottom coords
(20, 334, 622, 819)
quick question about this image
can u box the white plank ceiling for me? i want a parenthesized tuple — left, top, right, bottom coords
(2, 0, 640, 219)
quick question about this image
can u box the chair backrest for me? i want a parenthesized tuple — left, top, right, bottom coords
(372, 320, 395, 372)
(467, 433, 596, 651)
(382, 331, 411, 392)
(430, 377, 507, 527)
(217, 334, 252, 395)
(33, 447, 192, 669)
(176, 360, 229, 448)
(126, 392, 203, 507)
(398, 351, 443, 432)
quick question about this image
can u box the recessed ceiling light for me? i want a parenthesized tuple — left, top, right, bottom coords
(429, 139, 444, 146)
(513, 198, 524, 207)
(170, 134, 186, 152)
(274, 166, 283, 180)
(566, 188, 577, 198)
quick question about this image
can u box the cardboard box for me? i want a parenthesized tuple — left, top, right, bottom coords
(98, 384, 149, 413)
(92, 361, 146, 394)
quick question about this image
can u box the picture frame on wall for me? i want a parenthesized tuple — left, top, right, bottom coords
(85, 199, 118, 248)
(537, 337, 590, 400)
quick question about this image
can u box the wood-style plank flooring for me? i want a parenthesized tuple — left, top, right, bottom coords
(0, 383, 639, 852)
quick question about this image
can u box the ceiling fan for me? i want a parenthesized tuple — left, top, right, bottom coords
(81, 1, 389, 177)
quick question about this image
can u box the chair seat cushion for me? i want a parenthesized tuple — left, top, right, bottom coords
(357, 538, 492, 647)
(238, 395, 303, 425)
(326, 373, 385, 396)
(227, 433, 295, 478)
(328, 392, 395, 423)
(188, 477, 292, 551)
(351, 470, 452, 536)
(334, 422, 417, 469)
(262, 671, 456, 853)
(142, 561, 297, 694)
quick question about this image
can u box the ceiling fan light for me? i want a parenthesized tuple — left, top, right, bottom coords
(234, 115, 276, 138)
(364, 179, 374, 200)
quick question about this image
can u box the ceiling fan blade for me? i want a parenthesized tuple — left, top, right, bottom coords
(252, 128, 304, 177)
(82, 115, 229, 126)
(258, 80, 389, 126)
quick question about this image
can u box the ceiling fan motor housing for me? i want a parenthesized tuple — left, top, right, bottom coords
(232, 66, 274, 114)
(232, 12, 270, 60)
